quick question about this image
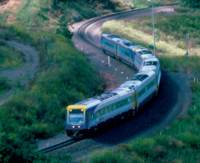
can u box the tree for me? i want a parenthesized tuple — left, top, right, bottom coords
(181, 0, 200, 8)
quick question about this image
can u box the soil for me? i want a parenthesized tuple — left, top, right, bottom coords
(0, 0, 21, 13)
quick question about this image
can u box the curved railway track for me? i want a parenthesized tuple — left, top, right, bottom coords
(39, 6, 191, 156)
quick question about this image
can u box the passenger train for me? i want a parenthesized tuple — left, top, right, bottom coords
(65, 33, 161, 137)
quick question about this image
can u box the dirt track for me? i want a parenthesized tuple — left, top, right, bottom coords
(0, 37, 39, 106)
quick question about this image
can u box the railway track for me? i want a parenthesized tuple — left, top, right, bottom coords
(38, 138, 80, 153)
(77, 8, 148, 48)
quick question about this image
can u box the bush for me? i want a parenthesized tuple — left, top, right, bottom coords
(180, 0, 200, 8)
(91, 150, 126, 163)
(0, 78, 10, 92)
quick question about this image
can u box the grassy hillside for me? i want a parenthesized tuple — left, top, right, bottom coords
(0, 0, 123, 162)
(90, 6, 200, 163)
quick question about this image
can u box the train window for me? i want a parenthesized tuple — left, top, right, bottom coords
(144, 61, 158, 66)
(132, 74, 148, 81)
(97, 92, 117, 101)
(128, 85, 135, 90)
(140, 50, 152, 55)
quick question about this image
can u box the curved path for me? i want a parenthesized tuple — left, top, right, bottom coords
(0, 36, 39, 106)
(38, 6, 191, 162)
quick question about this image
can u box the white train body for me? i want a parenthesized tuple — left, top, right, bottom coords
(65, 33, 161, 137)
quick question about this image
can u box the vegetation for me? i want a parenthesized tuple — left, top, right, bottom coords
(0, 78, 10, 94)
(132, 0, 177, 8)
(181, 0, 200, 8)
(90, 6, 200, 163)
(0, 0, 116, 162)
(0, 42, 24, 69)
(0, 0, 199, 162)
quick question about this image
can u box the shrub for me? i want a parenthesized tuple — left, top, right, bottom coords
(90, 150, 126, 163)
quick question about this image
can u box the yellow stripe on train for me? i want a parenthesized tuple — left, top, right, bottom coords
(66, 105, 87, 112)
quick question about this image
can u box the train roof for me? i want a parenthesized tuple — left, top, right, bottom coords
(137, 49, 153, 55)
(140, 57, 160, 73)
(139, 65, 158, 73)
(78, 98, 101, 108)
(102, 33, 122, 42)
(119, 71, 155, 90)
(138, 53, 155, 60)
(144, 56, 159, 62)
(119, 39, 136, 48)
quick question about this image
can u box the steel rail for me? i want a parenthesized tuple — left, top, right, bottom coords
(38, 139, 80, 153)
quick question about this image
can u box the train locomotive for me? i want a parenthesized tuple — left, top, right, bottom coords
(65, 33, 161, 137)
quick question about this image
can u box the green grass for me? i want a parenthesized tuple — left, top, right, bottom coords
(132, 0, 177, 8)
(0, 78, 10, 94)
(0, 42, 24, 69)
(0, 0, 113, 162)
(90, 6, 200, 163)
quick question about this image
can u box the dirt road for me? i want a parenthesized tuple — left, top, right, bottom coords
(0, 38, 39, 106)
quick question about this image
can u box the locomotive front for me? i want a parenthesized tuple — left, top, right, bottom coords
(65, 105, 87, 136)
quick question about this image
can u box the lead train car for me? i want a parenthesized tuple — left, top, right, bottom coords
(65, 71, 159, 137)
(65, 33, 161, 137)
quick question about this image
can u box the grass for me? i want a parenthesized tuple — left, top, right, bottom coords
(131, 0, 177, 8)
(0, 42, 24, 69)
(90, 6, 200, 163)
(0, 78, 10, 94)
(0, 0, 114, 162)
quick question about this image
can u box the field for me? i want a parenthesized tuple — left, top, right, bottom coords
(90, 6, 200, 163)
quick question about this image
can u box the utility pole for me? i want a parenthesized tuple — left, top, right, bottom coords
(185, 33, 189, 56)
(107, 56, 111, 67)
(148, 0, 156, 55)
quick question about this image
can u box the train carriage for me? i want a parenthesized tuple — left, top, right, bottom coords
(132, 47, 154, 70)
(100, 33, 122, 56)
(65, 71, 159, 137)
(117, 39, 136, 65)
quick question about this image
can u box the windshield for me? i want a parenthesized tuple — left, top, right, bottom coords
(144, 61, 158, 66)
(68, 110, 85, 125)
(137, 50, 152, 55)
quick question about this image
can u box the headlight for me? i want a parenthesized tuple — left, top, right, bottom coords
(78, 126, 80, 128)
(72, 126, 75, 128)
